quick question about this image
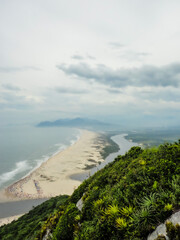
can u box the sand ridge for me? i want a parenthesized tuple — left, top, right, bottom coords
(4, 130, 105, 200)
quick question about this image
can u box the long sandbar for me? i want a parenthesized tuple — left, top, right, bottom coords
(2, 130, 105, 201)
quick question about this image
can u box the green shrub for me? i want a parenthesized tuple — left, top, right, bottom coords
(1, 141, 180, 240)
(52, 203, 80, 240)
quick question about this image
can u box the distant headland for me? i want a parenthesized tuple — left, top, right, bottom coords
(36, 117, 110, 128)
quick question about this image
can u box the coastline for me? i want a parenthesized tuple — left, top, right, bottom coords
(0, 131, 139, 227)
(70, 133, 138, 182)
(0, 198, 48, 227)
(0, 214, 23, 227)
(0, 130, 105, 202)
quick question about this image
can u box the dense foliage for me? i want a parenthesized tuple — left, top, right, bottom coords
(0, 141, 180, 240)
(0, 195, 68, 240)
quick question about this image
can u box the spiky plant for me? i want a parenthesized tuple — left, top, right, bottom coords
(164, 203, 173, 211)
(119, 206, 134, 217)
(93, 199, 104, 216)
(157, 189, 170, 203)
(171, 175, 180, 191)
(171, 175, 180, 206)
(104, 204, 120, 220)
(139, 193, 157, 209)
(132, 207, 155, 231)
(93, 199, 103, 209)
(115, 217, 127, 230)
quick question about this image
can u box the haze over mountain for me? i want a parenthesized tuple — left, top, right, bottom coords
(37, 117, 110, 128)
(0, 1, 180, 127)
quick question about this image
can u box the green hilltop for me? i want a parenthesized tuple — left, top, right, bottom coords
(0, 141, 180, 240)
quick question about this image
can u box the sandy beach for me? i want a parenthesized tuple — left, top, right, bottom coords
(0, 132, 138, 227)
(1, 130, 105, 201)
(0, 214, 23, 227)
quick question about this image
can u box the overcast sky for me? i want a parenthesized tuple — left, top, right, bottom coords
(0, 0, 180, 127)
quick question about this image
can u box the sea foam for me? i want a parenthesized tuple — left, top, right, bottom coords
(0, 161, 32, 187)
(0, 127, 82, 189)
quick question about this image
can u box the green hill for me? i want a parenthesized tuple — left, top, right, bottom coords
(0, 141, 180, 240)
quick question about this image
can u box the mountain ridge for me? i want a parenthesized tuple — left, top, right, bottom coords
(37, 117, 110, 128)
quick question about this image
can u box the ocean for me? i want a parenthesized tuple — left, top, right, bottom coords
(0, 125, 80, 190)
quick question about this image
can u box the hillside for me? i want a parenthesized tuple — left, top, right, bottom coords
(0, 141, 179, 240)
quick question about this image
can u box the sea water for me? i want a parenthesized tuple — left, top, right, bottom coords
(0, 125, 80, 190)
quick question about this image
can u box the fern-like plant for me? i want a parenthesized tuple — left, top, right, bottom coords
(119, 206, 134, 217)
(132, 207, 155, 231)
(115, 217, 127, 230)
(139, 193, 157, 209)
(171, 175, 180, 206)
(104, 204, 119, 219)
(164, 203, 173, 211)
(93, 199, 103, 208)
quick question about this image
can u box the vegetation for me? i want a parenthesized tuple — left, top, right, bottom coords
(155, 221, 180, 240)
(126, 128, 180, 147)
(99, 133, 120, 159)
(0, 141, 179, 240)
(0, 195, 68, 240)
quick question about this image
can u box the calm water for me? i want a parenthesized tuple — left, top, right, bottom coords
(0, 125, 80, 190)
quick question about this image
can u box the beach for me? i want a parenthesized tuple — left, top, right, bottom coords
(0, 131, 139, 227)
(0, 214, 23, 227)
(0, 130, 105, 202)
(0, 198, 48, 227)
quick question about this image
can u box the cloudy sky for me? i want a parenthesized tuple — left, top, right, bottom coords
(0, 0, 180, 127)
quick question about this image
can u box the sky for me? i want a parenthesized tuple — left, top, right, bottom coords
(0, 0, 180, 128)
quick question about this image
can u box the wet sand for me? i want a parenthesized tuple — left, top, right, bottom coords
(0, 132, 139, 227)
(0, 130, 105, 202)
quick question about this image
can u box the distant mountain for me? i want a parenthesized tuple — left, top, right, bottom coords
(36, 117, 110, 128)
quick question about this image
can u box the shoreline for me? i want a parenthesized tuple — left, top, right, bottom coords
(0, 198, 48, 225)
(0, 128, 82, 197)
(0, 214, 23, 227)
(70, 133, 138, 182)
(0, 131, 139, 227)
(0, 130, 105, 202)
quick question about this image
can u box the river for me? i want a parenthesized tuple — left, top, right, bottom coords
(70, 133, 138, 181)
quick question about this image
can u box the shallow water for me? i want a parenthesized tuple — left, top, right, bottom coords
(0, 125, 80, 190)
(0, 198, 49, 218)
(0, 133, 138, 219)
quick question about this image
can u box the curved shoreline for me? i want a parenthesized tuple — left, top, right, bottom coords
(0, 131, 138, 226)
(0, 130, 105, 202)
(0, 128, 81, 193)
(0, 129, 82, 202)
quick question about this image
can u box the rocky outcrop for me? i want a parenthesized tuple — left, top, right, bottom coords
(147, 210, 180, 240)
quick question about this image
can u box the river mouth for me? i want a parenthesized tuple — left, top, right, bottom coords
(0, 198, 49, 218)
(70, 133, 138, 182)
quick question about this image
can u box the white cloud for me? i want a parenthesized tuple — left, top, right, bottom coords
(57, 62, 180, 87)
(0, 0, 180, 126)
